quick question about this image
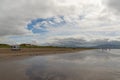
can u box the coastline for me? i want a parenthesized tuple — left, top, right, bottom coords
(0, 48, 93, 58)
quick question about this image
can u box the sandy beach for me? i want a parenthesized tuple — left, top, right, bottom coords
(0, 48, 91, 58)
(0, 49, 120, 80)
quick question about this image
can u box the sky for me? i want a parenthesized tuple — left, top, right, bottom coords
(0, 0, 120, 47)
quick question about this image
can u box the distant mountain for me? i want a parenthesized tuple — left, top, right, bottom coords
(93, 44, 120, 49)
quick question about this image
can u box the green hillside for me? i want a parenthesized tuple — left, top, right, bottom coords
(0, 44, 11, 48)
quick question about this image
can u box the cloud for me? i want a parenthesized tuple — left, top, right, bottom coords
(27, 16, 66, 33)
(105, 0, 120, 14)
(1, 0, 120, 46)
(0, 0, 56, 36)
(0, 0, 103, 36)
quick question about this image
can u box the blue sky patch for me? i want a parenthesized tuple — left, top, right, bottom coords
(27, 16, 66, 34)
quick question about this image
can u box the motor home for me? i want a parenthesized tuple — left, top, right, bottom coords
(11, 45, 21, 51)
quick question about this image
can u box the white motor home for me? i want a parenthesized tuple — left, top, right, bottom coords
(11, 45, 21, 51)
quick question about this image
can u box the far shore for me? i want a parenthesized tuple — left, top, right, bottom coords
(0, 48, 93, 58)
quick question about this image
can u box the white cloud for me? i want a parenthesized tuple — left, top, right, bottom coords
(0, 0, 120, 46)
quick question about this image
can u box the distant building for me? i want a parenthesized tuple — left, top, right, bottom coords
(11, 45, 21, 51)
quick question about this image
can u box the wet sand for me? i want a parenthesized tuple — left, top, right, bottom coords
(0, 49, 120, 80)
(0, 48, 91, 58)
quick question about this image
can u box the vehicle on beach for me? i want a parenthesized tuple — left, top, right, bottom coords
(11, 45, 21, 51)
